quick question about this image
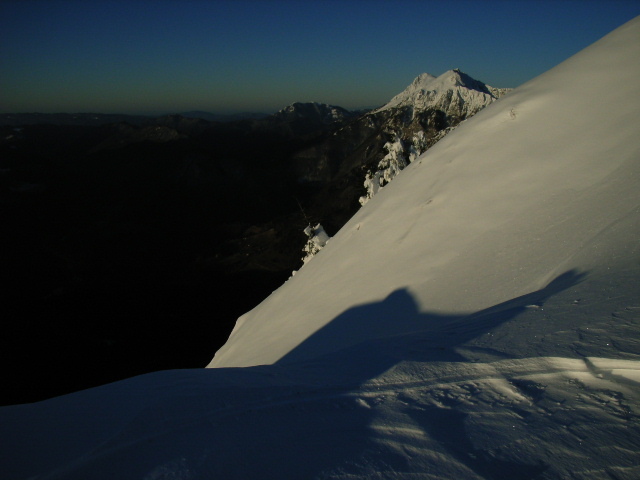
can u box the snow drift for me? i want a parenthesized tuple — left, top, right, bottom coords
(1, 16, 639, 480)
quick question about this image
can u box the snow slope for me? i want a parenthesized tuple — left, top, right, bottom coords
(1, 17, 639, 480)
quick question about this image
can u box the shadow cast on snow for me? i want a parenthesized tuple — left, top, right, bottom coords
(269, 269, 587, 479)
(277, 270, 587, 372)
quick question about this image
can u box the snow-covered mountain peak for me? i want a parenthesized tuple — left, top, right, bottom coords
(376, 69, 510, 115)
(438, 68, 485, 90)
(408, 72, 437, 89)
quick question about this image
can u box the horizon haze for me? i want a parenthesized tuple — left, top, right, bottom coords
(2, 0, 640, 115)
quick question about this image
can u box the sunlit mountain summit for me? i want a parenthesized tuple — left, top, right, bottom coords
(376, 68, 510, 115)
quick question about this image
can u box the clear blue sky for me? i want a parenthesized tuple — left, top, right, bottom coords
(1, 0, 639, 115)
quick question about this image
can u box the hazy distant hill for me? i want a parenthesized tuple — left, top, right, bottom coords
(180, 110, 269, 122)
(0, 112, 152, 127)
(0, 111, 271, 127)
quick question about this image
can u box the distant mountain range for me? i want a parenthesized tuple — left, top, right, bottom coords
(0, 112, 153, 127)
(0, 110, 270, 127)
(180, 110, 270, 122)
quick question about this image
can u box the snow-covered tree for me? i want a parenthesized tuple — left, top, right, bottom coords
(408, 130, 427, 163)
(302, 223, 330, 264)
(361, 131, 430, 206)
(377, 134, 407, 186)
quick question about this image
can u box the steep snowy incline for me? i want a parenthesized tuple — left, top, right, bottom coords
(209, 16, 640, 369)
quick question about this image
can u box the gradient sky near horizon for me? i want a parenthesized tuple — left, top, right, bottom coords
(1, 0, 639, 115)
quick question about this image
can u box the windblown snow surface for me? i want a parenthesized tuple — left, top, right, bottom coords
(2, 17, 640, 480)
